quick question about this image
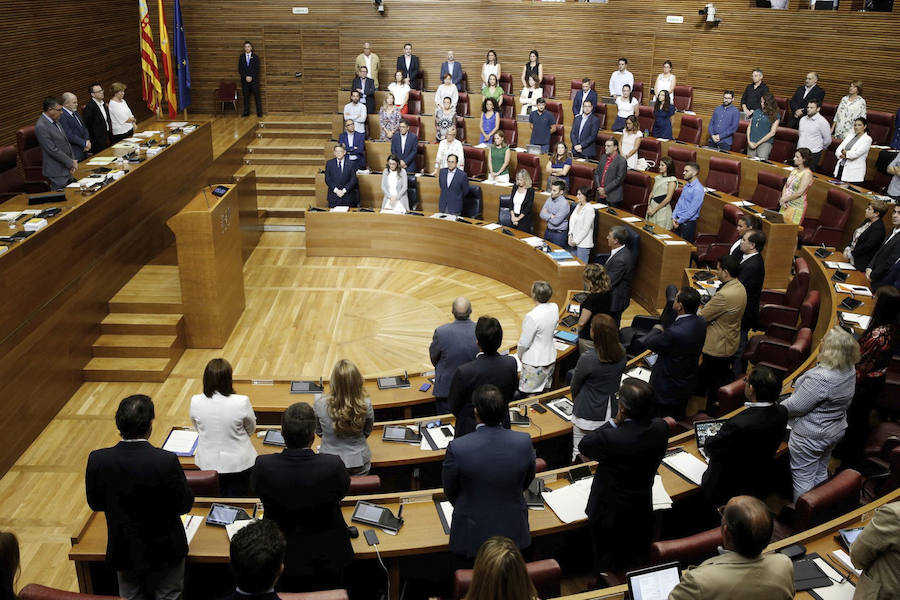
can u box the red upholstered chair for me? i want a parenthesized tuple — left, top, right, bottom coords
(541, 75, 556, 99)
(455, 116, 467, 143)
(404, 115, 421, 137)
(214, 81, 238, 113)
(516, 152, 541, 188)
(769, 127, 799, 164)
(499, 118, 518, 147)
(820, 102, 837, 125)
(753, 327, 813, 380)
(715, 378, 747, 416)
(185, 470, 220, 497)
(415, 142, 426, 176)
(456, 92, 470, 117)
(406, 90, 423, 116)
(637, 138, 661, 167)
(648, 527, 722, 568)
(775, 96, 789, 124)
(597, 131, 614, 149)
(464, 145, 486, 179)
(499, 72, 513, 95)
(411, 70, 424, 92)
(546, 101, 563, 126)
(677, 115, 702, 145)
(549, 125, 565, 152)
(758, 258, 810, 328)
(631, 82, 644, 104)
(453, 559, 561, 600)
(280, 591, 350, 600)
(706, 157, 741, 195)
(732, 120, 749, 155)
(16, 125, 45, 184)
(860, 423, 900, 501)
(459, 71, 469, 93)
(773, 470, 863, 540)
(672, 85, 694, 111)
(500, 95, 515, 120)
(568, 163, 594, 193)
(799, 188, 852, 246)
(692, 203, 743, 267)
(622, 170, 651, 218)
(348, 475, 381, 494)
(591, 103, 607, 130)
(637, 105, 655, 133)
(18, 584, 124, 600)
(877, 358, 900, 415)
(570, 78, 595, 100)
(667, 146, 696, 177)
(749, 170, 787, 209)
(744, 290, 820, 363)
(0, 145, 27, 203)
(866, 110, 895, 145)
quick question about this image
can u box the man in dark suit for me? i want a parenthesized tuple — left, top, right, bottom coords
(324, 144, 359, 208)
(592, 138, 627, 206)
(396, 43, 420, 89)
(85, 394, 194, 600)
(82, 82, 112, 153)
(440, 50, 464, 92)
(604, 226, 634, 325)
(438, 154, 467, 215)
(579, 378, 669, 575)
(227, 519, 286, 600)
(337, 119, 366, 170)
(867, 205, 900, 289)
(239, 41, 262, 117)
(351, 66, 376, 114)
(787, 72, 826, 128)
(442, 384, 536, 560)
(448, 316, 518, 436)
(734, 229, 766, 375)
(571, 78, 598, 117)
(430, 297, 478, 414)
(34, 96, 76, 190)
(253, 403, 353, 592)
(570, 100, 600, 159)
(59, 92, 91, 160)
(700, 366, 788, 506)
(642, 287, 707, 418)
(391, 119, 418, 172)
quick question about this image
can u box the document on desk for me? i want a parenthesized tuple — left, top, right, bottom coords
(834, 283, 872, 297)
(831, 550, 861, 576)
(662, 448, 707, 486)
(654, 233, 673, 239)
(85, 156, 116, 165)
(558, 260, 581, 266)
(542, 478, 591, 524)
(181, 515, 203, 545)
(330, 206, 350, 213)
(162, 429, 199, 456)
(825, 261, 855, 270)
(435, 500, 453, 534)
(809, 556, 856, 600)
(621, 216, 642, 223)
(546, 397, 574, 422)
(652, 475, 672, 510)
(624, 367, 652, 384)
(730, 200, 754, 207)
(521, 236, 544, 248)
(482, 222, 503, 230)
(839, 313, 871, 329)
(225, 519, 255, 541)
(421, 425, 454, 451)
(664, 240, 688, 245)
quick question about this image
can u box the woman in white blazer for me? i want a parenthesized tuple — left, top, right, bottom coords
(518, 280, 559, 394)
(189, 358, 257, 496)
(568, 186, 595, 263)
(381, 154, 409, 212)
(833, 117, 873, 184)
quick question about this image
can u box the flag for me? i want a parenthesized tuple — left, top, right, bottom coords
(138, 0, 162, 112)
(157, 0, 177, 118)
(174, 0, 191, 110)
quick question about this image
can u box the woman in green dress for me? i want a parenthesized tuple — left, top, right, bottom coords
(646, 156, 677, 230)
(482, 74, 504, 108)
(779, 148, 813, 225)
(486, 131, 511, 184)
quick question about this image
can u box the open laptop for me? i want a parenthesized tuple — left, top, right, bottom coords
(694, 419, 727, 460)
(626, 561, 681, 600)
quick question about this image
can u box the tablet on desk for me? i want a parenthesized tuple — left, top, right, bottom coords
(626, 561, 681, 600)
(382, 425, 421, 443)
(350, 500, 403, 533)
(263, 430, 286, 447)
(206, 503, 252, 527)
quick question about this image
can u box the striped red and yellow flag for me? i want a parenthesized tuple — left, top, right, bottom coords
(139, 0, 162, 113)
(157, 0, 177, 118)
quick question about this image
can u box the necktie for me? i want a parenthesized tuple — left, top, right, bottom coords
(247, 54, 251, 65)
(578, 115, 587, 137)
(338, 160, 343, 171)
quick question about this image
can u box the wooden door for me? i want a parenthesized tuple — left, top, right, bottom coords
(301, 27, 340, 113)
(262, 24, 339, 114)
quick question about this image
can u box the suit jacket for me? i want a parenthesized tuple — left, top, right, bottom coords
(851, 218, 885, 272)
(592, 153, 627, 206)
(380, 168, 409, 211)
(850, 500, 900, 600)
(324, 158, 359, 207)
(442, 425, 535, 557)
(440, 61, 464, 91)
(570, 113, 601, 159)
(396, 54, 420, 88)
(337, 130, 366, 169)
(737, 253, 765, 329)
(85, 441, 194, 570)
(448, 353, 518, 436)
(668, 551, 794, 600)
(238, 52, 261, 81)
(509, 185, 535, 233)
(578, 418, 669, 527)
(870, 230, 900, 289)
(429, 318, 478, 398)
(700, 403, 788, 504)
(252, 448, 352, 577)
(699, 278, 747, 357)
(643, 314, 707, 405)
(351, 76, 376, 114)
(60, 109, 90, 161)
(788, 83, 826, 127)
(82, 98, 112, 152)
(34, 115, 75, 179)
(439, 167, 468, 215)
(605, 247, 634, 312)
(391, 130, 419, 170)
(572, 89, 598, 117)
(355, 53, 381, 88)
(189, 392, 257, 474)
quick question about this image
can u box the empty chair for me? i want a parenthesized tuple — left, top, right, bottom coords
(404, 115, 421, 137)
(16, 125, 44, 184)
(415, 142, 426, 177)
(499, 72, 513, 95)
(455, 116, 467, 143)
(692, 203, 743, 267)
(185, 470, 220, 497)
(459, 71, 469, 93)
(535, 457, 549, 472)
(732, 120, 749, 154)
(677, 115, 702, 145)
(667, 146, 697, 177)
(713, 377, 748, 417)
(672, 85, 694, 111)
(648, 527, 722, 568)
(214, 81, 238, 113)
(462, 184, 483, 219)
(463, 146, 486, 179)
(772, 470, 862, 540)
(866, 110, 896, 145)
(705, 157, 741, 195)
(769, 127, 799, 164)
(749, 170, 787, 209)
(752, 327, 813, 380)
(637, 105, 654, 133)
(568, 163, 594, 193)
(515, 152, 541, 188)
(631, 81, 644, 104)
(799, 188, 852, 246)
(597, 131, 614, 149)
(499, 118, 518, 147)
(758, 258, 810, 329)
(591, 103, 607, 129)
(348, 474, 381, 494)
(545, 101, 564, 126)
(456, 92, 470, 117)
(637, 138, 661, 166)
(622, 170, 651, 218)
(744, 290, 820, 363)
(549, 125, 565, 153)
(410, 70, 424, 92)
(18, 584, 125, 600)
(860, 423, 900, 500)
(453, 559, 561, 600)
(0, 145, 27, 203)
(570, 78, 594, 99)
(500, 95, 515, 120)
(775, 96, 789, 124)
(406, 89, 423, 116)
(541, 74, 556, 99)
(820, 102, 837, 125)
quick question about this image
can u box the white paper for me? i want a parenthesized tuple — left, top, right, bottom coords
(654, 233, 673, 239)
(622, 216, 642, 223)
(652, 474, 672, 510)
(521, 236, 544, 248)
(330, 206, 350, 213)
(825, 261, 855, 270)
(162, 430, 198, 455)
(0, 212, 22, 220)
(438, 500, 454, 527)
(811, 557, 856, 599)
(225, 518, 255, 540)
(592, 203, 608, 210)
(122, 137, 141, 143)
(835, 283, 873, 297)
(567, 303, 581, 314)
(730, 200, 754, 207)
(633, 566, 681, 600)
(421, 425, 454, 450)
(841, 313, 871, 329)
(167, 121, 188, 127)
(554, 340, 572, 352)
(86, 157, 116, 165)
(182, 515, 203, 545)
(664, 240, 688, 245)
(66, 182, 82, 188)
(832, 550, 861, 576)
(624, 367, 652, 383)
(558, 260, 581, 266)
(473, 143, 487, 149)
(542, 478, 591, 524)
(662, 450, 708, 486)
(482, 223, 503, 230)
(704, 187, 717, 193)
(546, 397, 574, 421)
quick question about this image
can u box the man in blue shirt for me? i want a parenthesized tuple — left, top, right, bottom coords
(707, 91, 740, 151)
(672, 162, 704, 242)
(540, 181, 570, 248)
(529, 98, 557, 153)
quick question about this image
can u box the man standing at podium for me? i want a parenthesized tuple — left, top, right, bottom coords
(325, 144, 359, 208)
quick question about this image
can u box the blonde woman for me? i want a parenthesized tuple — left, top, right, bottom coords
(518, 281, 558, 395)
(108, 82, 136, 143)
(463, 536, 539, 600)
(314, 359, 375, 474)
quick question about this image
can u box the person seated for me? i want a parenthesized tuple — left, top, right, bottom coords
(519, 75, 542, 116)
(654, 60, 676, 97)
(433, 126, 463, 174)
(378, 93, 400, 141)
(387, 70, 411, 113)
(528, 98, 556, 154)
(608, 57, 634, 98)
(669, 496, 794, 600)
(540, 182, 570, 249)
(351, 66, 376, 114)
(612, 84, 639, 132)
(342, 90, 366, 134)
(545, 142, 572, 191)
(707, 90, 740, 151)
(843, 199, 888, 272)
(434, 96, 457, 143)
(651, 90, 676, 139)
(324, 144, 359, 208)
(440, 50, 464, 92)
(380, 154, 409, 212)
(481, 49, 501, 88)
(593, 138, 627, 207)
(486, 131, 511, 184)
(390, 118, 419, 173)
(779, 148, 813, 224)
(438, 154, 467, 215)
(337, 119, 366, 170)
(788, 71, 826, 129)
(435, 73, 459, 113)
(620, 115, 642, 169)
(314, 359, 375, 474)
(481, 73, 503, 108)
(570, 100, 600, 159)
(521, 50, 543, 90)
(834, 117, 873, 184)
(465, 536, 539, 600)
(673, 161, 704, 242)
(572, 78, 598, 117)
(509, 169, 535, 232)
(480, 98, 499, 144)
(226, 519, 286, 600)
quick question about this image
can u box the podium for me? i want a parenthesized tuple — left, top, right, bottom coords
(167, 176, 257, 347)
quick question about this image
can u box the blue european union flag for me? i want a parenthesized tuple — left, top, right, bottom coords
(174, 0, 191, 110)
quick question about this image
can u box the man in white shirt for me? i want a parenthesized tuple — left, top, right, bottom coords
(608, 58, 634, 98)
(796, 100, 833, 171)
(343, 91, 367, 134)
(354, 42, 381, 88)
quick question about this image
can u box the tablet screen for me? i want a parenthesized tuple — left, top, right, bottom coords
(209, 505, 240, 525)
(355, 503, 385, 523)
(384, 426, 410, 441)
(628, 563, 681, 600)
(264, 430, 286, 446)
(840, 527, 863, 547)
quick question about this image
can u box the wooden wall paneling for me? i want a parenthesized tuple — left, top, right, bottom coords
(301, 28, 340, 113)
(262, 25, 304, 113)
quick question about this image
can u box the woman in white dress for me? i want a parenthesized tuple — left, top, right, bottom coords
(518, 281, 559, 395)
(387, 70, 411, 114)
(654, 60, 676, 99)
(568, 187, 595, 263)
(519, 75, 541, 116)
(482, 49, 501, 87)
(832, 80, 867, 140)
(435, 73, 459, 113)
(620, 115, 643, 169)
(380, 154, 409, 212)
(108, 82, 136, 143)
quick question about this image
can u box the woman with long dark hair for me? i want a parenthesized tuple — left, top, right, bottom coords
(652, 90, 676, 139)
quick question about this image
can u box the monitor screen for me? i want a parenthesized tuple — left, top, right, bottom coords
(627, 562, 681, 600)
(355, 503, 385, 523)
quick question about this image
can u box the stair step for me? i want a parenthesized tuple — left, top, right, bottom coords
(257, 128, 331, 139)
(83, 357, 177, 383)
(259, 121, 331, 131)
(91, 334, 182, 359)
(244, 154, 323, 165)
(100, 313, 183, 335)
(107, 299, 183, 314)
(246, 142, 325, 155)
(257, 183, 315, 196)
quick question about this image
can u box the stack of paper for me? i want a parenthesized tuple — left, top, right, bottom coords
(482, 223, 502, 230)
(652, 474, 672, 510)
(85, 156, 116, 166)
(835, 283, 872, 296)
(225, 519, 255, 540)
(181, 515, 203, 545)
(810, 557, 856, 599)
(0, 211, 21, 221)
(825, 261, 855, 270)
(662, 450, 708, 485)
(542, 478, 591, 524)
(162, 429, 199, 456)
(521, 236, 544, 248)
(24, 218, 47, 232)
(622, 216, 642, 223)
(840, 313, 871, 329)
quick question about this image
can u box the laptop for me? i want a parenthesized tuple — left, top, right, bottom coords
(762, 209, 784, 223)
(626, 561, 681, 600)
(694, 419, 727, 460)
